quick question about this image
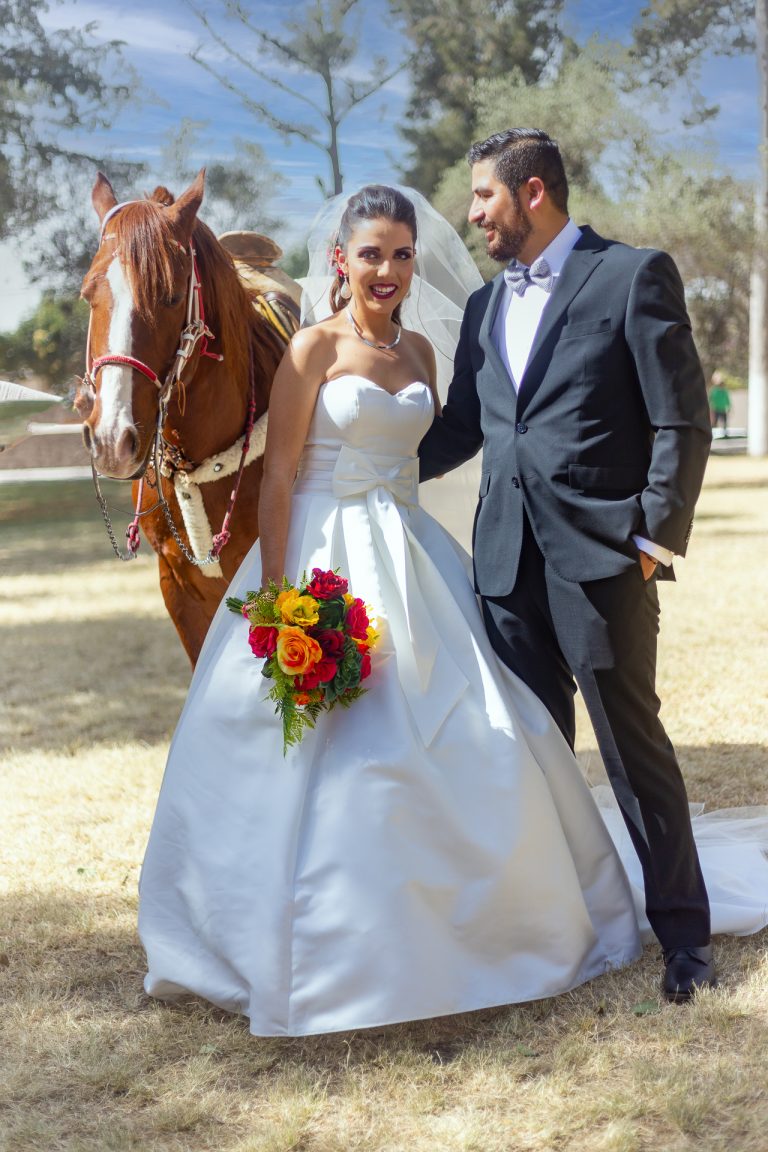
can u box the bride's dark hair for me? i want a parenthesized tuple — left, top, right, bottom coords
(330, 185, 417, 324)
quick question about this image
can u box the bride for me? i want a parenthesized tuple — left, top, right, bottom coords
(138, 185, 767, 1037)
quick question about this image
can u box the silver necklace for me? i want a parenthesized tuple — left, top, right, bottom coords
(346, 306, 401, 351)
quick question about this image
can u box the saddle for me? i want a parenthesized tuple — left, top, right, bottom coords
(219, 231, 301, 345)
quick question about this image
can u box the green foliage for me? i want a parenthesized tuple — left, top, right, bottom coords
(431, 45, 754, 380)
(0, 292, 88, 392)
(631, 0, 754, 87)
(0, 0, 134, 239)
(391, 0, 570, 194)
(625, 0, 755, 127)
(280, 245, 310, 280)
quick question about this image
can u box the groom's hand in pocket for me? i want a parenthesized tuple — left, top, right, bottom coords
(639, 551, 659, 581)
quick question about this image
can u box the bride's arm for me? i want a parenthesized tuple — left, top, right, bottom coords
(258, 328, 329, 586)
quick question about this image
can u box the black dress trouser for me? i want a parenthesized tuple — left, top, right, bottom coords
(480, 515, 711, 950)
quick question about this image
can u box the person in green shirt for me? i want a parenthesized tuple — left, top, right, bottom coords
(709, 371, 731, 431)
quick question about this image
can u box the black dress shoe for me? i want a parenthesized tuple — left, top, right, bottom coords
(662, 944, 717, 1003)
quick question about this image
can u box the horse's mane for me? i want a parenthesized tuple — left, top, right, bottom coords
(110, 189, 283, 410)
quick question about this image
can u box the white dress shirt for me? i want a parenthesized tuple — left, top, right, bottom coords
(492, 218, 673, 567)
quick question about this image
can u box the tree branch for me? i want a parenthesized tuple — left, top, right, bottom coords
(188, 52, 322, 144)
(339, 63, 406, 115)
(184, 1, 323, 112)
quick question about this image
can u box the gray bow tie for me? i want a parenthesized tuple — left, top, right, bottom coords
(504, 258, 554, 296)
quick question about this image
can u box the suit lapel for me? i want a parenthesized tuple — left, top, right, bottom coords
(479, 273, 513, 388)
(517, 227, 605, 411)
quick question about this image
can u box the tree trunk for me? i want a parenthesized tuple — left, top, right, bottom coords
(323, 69, 343, 197)
(748, 0, 768, 455)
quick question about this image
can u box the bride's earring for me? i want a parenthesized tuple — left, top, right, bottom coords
(339, 270, 352, 301)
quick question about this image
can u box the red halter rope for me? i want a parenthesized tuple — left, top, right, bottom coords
(83, 205, 257, 565)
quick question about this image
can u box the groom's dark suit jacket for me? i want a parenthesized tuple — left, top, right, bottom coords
(419, 226, 712, 596)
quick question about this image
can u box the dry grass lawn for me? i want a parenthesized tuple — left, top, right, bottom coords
(1, 458, 767, 1152)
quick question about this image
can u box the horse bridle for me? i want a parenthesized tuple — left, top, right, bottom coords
(81, 199, 220, 408)
(82, 200, 257, 566)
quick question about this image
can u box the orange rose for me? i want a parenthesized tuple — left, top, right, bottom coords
(275, 627, 323, 676)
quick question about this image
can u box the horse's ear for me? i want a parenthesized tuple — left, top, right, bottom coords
(92, 172, 118, 222)
(168, 169, 205, 240)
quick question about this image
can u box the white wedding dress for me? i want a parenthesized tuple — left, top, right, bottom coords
(139, 376, 768, 1037)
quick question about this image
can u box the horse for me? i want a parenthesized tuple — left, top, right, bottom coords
(75, 171, 294, 664)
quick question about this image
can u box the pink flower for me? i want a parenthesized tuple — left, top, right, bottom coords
(248, 625, 278, 658)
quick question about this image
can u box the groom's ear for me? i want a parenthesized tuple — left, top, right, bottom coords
(523, 177, 546, 211)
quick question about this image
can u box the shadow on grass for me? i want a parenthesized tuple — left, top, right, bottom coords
(676, 744, 768, 808)
(0, 478, 128, 525)
(2, 887, 767, 1061)
(1, 887, 767, 1151)
(0, 615, 189, 752)
(0, 478, 158, 576)
(587, 744, 768, 810)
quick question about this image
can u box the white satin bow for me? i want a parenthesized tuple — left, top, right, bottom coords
(331, 446, 420, 506)
(332, 444, 467, 746)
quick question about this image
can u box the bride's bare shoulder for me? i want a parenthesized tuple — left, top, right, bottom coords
(287, 315, 343, 368)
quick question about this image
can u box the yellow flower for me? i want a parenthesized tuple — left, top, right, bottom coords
(343, 592, 355, 606)
(275, 627, 323, 676)
(275, 588, 319, 627)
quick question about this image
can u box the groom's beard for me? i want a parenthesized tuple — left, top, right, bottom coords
(480, 194, 533, 263)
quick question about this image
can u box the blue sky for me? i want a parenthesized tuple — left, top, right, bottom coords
(0, 0, 758, 330)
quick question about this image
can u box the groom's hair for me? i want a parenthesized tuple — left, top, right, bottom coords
(467, 130, 569, 213)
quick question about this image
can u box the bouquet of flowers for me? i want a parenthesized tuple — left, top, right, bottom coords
(227, 568, 378, 753)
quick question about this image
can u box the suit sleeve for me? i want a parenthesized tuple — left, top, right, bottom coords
(625, 250, 712, 555)
(418, 299, 484, 481)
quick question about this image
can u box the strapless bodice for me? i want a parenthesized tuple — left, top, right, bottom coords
(293, 375, 433, 500)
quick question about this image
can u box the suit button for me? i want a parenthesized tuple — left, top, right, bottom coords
(516, 422, 528, 434)
(512, 476, 520, 488)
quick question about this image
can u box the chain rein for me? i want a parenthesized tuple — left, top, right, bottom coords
(85, 222, 255, 566)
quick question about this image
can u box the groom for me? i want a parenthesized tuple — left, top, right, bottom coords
(418, 129, 715, 1001)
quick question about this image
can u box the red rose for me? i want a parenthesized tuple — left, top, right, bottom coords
(248, 625, 278, 658)
(306, 568, 349, 600)
(312, 628, 346, 659)
(300, 655, 338, 688)
(360, 651, 372, 680)
(345, 597, 370, 640)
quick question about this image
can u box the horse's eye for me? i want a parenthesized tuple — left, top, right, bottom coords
(165, 293, 184, 308)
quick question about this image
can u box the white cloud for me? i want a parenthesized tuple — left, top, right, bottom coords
(41, 2, 199, 57)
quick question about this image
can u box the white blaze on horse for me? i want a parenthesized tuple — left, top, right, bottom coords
(76, 171, 298, 663)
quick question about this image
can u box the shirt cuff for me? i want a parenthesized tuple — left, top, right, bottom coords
(632, 535, 675, 566)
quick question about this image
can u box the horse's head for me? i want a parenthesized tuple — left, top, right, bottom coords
(77, 171, 206, 479)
